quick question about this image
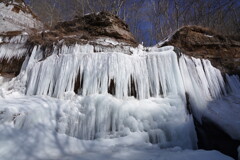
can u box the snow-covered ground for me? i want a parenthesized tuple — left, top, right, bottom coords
(0, 127, 233, 160)
(0, 91, 233, 160)
(0, 125, 232, 160)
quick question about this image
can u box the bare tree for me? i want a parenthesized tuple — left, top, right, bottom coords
(26, 0, 240, 45)
(28, 0, 61, 27)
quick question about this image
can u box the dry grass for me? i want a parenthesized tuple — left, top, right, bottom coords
(163, 25, 240, 75)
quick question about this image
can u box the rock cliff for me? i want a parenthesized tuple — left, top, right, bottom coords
(161, 26, 240, 75)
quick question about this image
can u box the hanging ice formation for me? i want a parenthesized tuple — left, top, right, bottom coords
(18, 44, 225, 100)
(0, 34, 28, 60)
(1, 36, 240, 150)
(15, 43, 229, 119)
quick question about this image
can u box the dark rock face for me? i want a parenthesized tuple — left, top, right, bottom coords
(0, 57, 25, 77)
(162, 26, 240, 75)
(186, 89, 240, 160)
(30, 12, 137, 47)
(195, 116, 240, 160)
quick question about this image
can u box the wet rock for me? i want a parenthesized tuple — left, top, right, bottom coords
(195, 116, 240, 160)
(0, 57, 25, 77)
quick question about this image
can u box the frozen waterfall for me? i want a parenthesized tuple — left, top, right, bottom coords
(0, 39, 239, 156)
(15, 44, 227, 121)
(23, 45, 225, 99)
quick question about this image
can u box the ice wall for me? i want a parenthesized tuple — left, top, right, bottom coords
(1, 38, 240, 152)
(14, 44, 229, 121)
(24, 45, 186, 100)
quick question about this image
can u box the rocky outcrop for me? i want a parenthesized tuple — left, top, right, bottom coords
(173, 27, 240, 159)
(29, 12, 137, 47)
(161, 26, 240, 75)
(55, 12, 136, 45)
(0, 6, 137, 78)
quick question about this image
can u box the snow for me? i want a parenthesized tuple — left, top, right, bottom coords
(226, 74, 240, 94)
(94, 38, 123, 46)
(1, 41, 237, 138)
(0, 94, 233, 160)
(0, 30, 239, 159)
(0, 125, 233, 160)
(0, 2, 43, 33)
(0, 93, 196, 148)
(204, 34, 214, 38)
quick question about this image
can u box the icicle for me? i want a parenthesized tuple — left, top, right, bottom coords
(226, 74, 240, 94)
(23, 45, 188, 100)
(11, 43, 238, 123)
(178, 55, 228, 121)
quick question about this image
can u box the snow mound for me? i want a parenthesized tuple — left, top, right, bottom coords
(0, 126, 233, 160)
(0, 94, 196, 148)
(0, 93, 233, 160)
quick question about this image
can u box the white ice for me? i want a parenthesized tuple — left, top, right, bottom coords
(0, 126, 233, 160)
(15, 44, 226, 123)
(0, 34, 28, 60)
(0, 32, 239, 160)
(0, 93, 196, 148)
(0, 93, 233, 160)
